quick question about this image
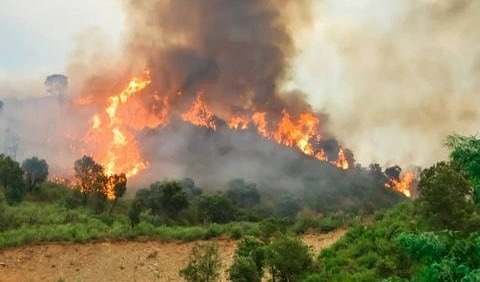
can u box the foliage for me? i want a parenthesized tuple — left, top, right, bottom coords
(228, 255, 260, 282)
(135, 180, 189, 221)
(0, 199, 262, 248)
(198, 192, 236, 224)
(313, 203, 416, 281)
(275, 195, 301, 218)
(22, 157, 49, 193)
(266, 235, 313, 282)
(416, 162, 474, 230)
(226, 178, 260, 208)
(180, 242, 221, 282)
(235, 236, 267, 276)
(445, 134, 480, 204)
(160, 181, 189, 218)
(0, 154, 26, 204)
(259, 218, 290, 241)
(128, 200, 142, 228)
(396, 232, 480, 282)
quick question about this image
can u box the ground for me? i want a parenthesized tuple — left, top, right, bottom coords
(0, 229, 345, 282)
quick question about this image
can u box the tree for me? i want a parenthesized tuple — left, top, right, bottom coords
(180, 178, 203, 198)
(0, 154, 26, 204)
(275, 195, 301, 218)
(45, 74, 68, 97)
(198, 192, 236, 223)
(135, 181, 189, 219)
(417, 162, 473, 230)
(180, 242, 221, 282)
(159, 181, 189, 218)
(266, 236, 313, 282)
(234, 236, 266, 276)
(226, 179, 260, 208)
(385, 165, 402, 181)
(106, 173, 127, 203)
(22, 157, 49, 193)
(228, 256, 260, 282)
(445, 134, 480, 204)
(73, 155, 107, 206)
(128, 199, 142, 228)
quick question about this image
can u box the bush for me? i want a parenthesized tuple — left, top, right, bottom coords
(235, 236, 266, 276)
(266, 235, 313, 282)
(229, 226, 243, 239)
(228, 256, 260, 282)
(204, 224, 224, 240)
(180, 242, 221, 282)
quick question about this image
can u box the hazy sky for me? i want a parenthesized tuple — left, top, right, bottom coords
(0, 0, 125, 95)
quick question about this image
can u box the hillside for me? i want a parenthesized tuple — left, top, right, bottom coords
(0, 230, 345, 282)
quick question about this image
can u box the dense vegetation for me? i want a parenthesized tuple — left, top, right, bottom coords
(303, 134, 480, 281)
(0, 151, 404, 250)
(2, 134, 479, 281)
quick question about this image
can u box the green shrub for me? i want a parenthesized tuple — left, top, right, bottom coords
(180, 242, 221, 282)
(204, 224, 224, 240)
(228, 256, 260, 282)
(229, 226, 243, 239)
(266, 235, 313, 282)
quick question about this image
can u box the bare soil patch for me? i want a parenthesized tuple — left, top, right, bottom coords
(0, 229, 345, 282)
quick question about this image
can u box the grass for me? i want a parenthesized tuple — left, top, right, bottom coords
(0, 202, 263, 249)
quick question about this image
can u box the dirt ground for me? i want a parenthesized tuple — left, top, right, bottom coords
(0, 229, 345, 282)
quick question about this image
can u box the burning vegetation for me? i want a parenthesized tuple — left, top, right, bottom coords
(0, 0, 417, 201)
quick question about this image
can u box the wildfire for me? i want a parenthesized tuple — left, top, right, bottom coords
(181, 95, 217, 130)
(80, 71, 351, 179)
(86, 71, 152, 178)
(386, 171, 415, 198)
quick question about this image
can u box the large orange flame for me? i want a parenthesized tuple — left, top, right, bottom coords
(85, 71, 153, 178)
(180, 94, 217, 130)
(80, 71, 350, 179)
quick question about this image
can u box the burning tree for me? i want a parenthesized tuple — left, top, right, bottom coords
(73, 155, 107, 206)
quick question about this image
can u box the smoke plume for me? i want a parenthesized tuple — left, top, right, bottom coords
(117, 0, 315, 121)
(294, 0, 480, 166)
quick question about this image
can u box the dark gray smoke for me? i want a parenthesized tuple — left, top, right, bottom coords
(124, 0, 313, 121)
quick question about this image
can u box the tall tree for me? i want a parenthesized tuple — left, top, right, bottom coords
(73, 155, 107, 206)
(22, 157, 49, 193)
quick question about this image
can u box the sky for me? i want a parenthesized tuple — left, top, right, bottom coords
(0, 0, 125, 96)
(1, 0, 478, 167)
